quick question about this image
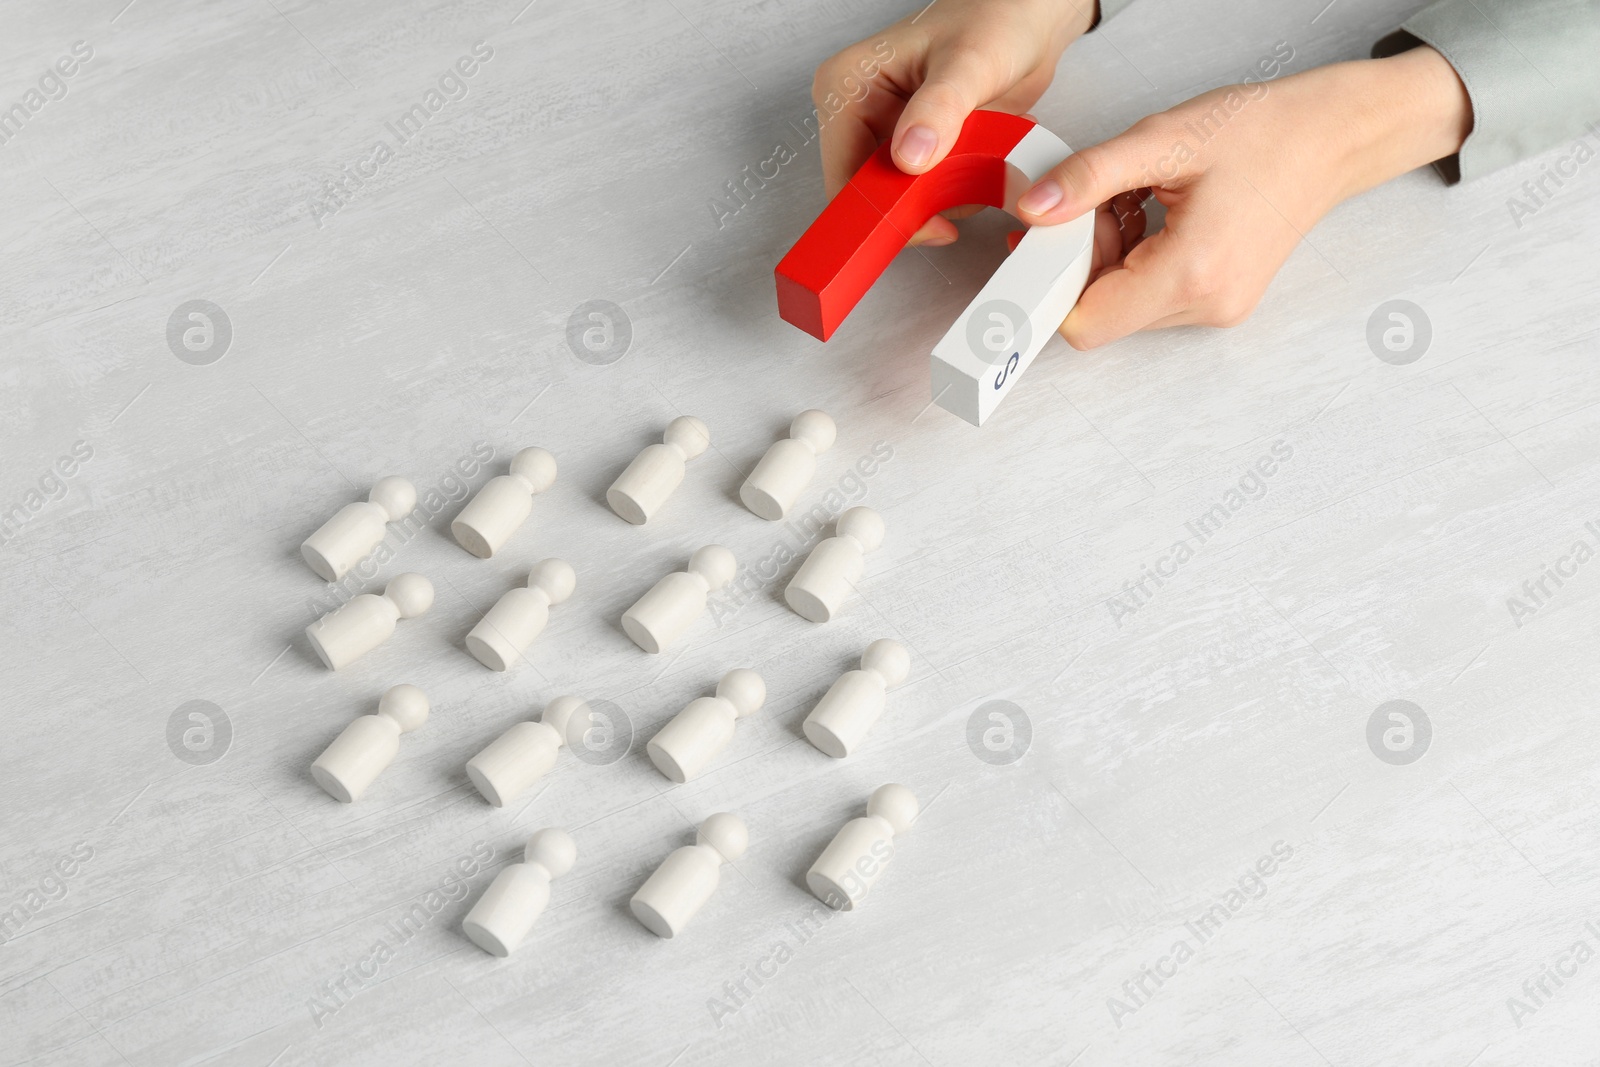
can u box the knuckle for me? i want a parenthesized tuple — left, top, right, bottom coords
(1126, 114, 1165, 142)
(1063, 145, 1109, 203)
(811, 49, 866, 103)
(914, 79, 973, 121)
(915, 42, 995, 114)
(811, 57, 846, 102)
(1210, 291, 1258, 327)
(940, 40, 993, 77)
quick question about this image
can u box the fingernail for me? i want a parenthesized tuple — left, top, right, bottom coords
(896, 125, 937, 168)
(1018, 180, 1064, 217)
(920, 235, 955, 247)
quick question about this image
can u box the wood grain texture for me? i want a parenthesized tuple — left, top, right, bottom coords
(2, 0, 1598, 1064)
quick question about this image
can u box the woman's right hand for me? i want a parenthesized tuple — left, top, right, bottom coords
(811, 0, 1099, 246)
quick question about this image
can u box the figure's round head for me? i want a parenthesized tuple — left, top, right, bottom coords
(528, 558, 577, 604)
(541, 695, 588, 745)
(369, 476, 417, 521)
(689, 545, 737, 591)
(717, 669, 766, 718)
(524, 827, 577, 877)
(697, 812, 748, 863)
(385, 573, 434, 618)
(867, 783, 919, 835)
(509, 446, 558, 493)
(790, 409, 836, 454)
(378, 683, 430, 732)
(836, 506, 884, 552)
(861, 638, 911, 688)
(664, 416, 711, 461)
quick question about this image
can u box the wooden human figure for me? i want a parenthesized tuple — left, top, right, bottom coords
(311, 684, 429, 803)
(465, 558, 576, 671)
(739, 410, 835, 520)
(647, 669, 765, 783)
(462, 828, 576, 957)
(300, 476, 417, 582)
(802, 639, 911, 758)
(607, 416, 710, 524)
(451, 446, 557, 558)
(305, 573, 434, 670)
(785, 506, 884, 623)
(806, 783, 918, 911)
(621, 545, 736, 653)
(630, 812, 747, 938)
(465, 696, 588, 807)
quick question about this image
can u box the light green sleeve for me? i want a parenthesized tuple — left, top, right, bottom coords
(1373, 0, 1600, 182)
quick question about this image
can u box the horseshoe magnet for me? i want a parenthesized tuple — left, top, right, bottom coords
(775, 110, 1094, 426)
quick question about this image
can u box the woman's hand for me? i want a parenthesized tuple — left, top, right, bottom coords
(812, 0, 1099, 246)
(1011, 46, 1473, 349)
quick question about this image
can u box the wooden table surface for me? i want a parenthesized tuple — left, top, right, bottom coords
(3, 0, 1598, 1064)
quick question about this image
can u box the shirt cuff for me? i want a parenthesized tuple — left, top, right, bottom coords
(1093, 0, 1137, 29)
(1373, 0, 1600, 184)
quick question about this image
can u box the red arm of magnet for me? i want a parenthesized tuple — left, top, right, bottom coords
(774, 110, 1036, 341)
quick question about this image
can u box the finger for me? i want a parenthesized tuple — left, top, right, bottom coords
(1144, 308, 1204, 330)
(909, 199, 1001, 246)
(1058, 230, 1189, 350)
(814, 46, 916, 197)
(1111, 189, 1147, 224)
(909, 215, 960, 246)
(1114, 208, 1147, 258)
(889, 43, 1011, 174)
(981, 63, 1056, 121)
(819, 114, 961, 245)
(1017, 120, 1171, 225)
(1090, 202, 1124, 277)
(1004, 201, 1122, 281)
(1008, 195, 1126, 266)
(1110, 191, 1147, 256)
(818, 107, 887, 199)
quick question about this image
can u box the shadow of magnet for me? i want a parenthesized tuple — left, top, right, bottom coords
(774, 110, 1094, 426)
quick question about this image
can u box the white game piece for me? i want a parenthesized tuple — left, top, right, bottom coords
(621, 545, 736, 654)
(630, 812, 747, 938)
(784, 506, 884, 623)
(465, 559, 577, 671)
(450, 446, 557, 558)
(305, 573, 434, 671)
(646, 669, 765, 783)
(802, 639, 911, 758)
(300, 476, 417, 582)
(739, 410, 836, 520)
(465, 696, 588, 807)
(807, 783, 918, 910)
(310, 684, 429, 803)
(607, 416, 711, 525)
(462, 828, 576, 956)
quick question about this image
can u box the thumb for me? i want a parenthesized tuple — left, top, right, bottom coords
(890, 45, 1011, 174)
(1015, 123, 1159, 224)
(1058, 230, 1187, 349)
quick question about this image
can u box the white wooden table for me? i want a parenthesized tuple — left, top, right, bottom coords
(3, 1, 1598, 1064)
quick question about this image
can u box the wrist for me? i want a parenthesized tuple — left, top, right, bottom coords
(1335, 46, 1473, 199)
